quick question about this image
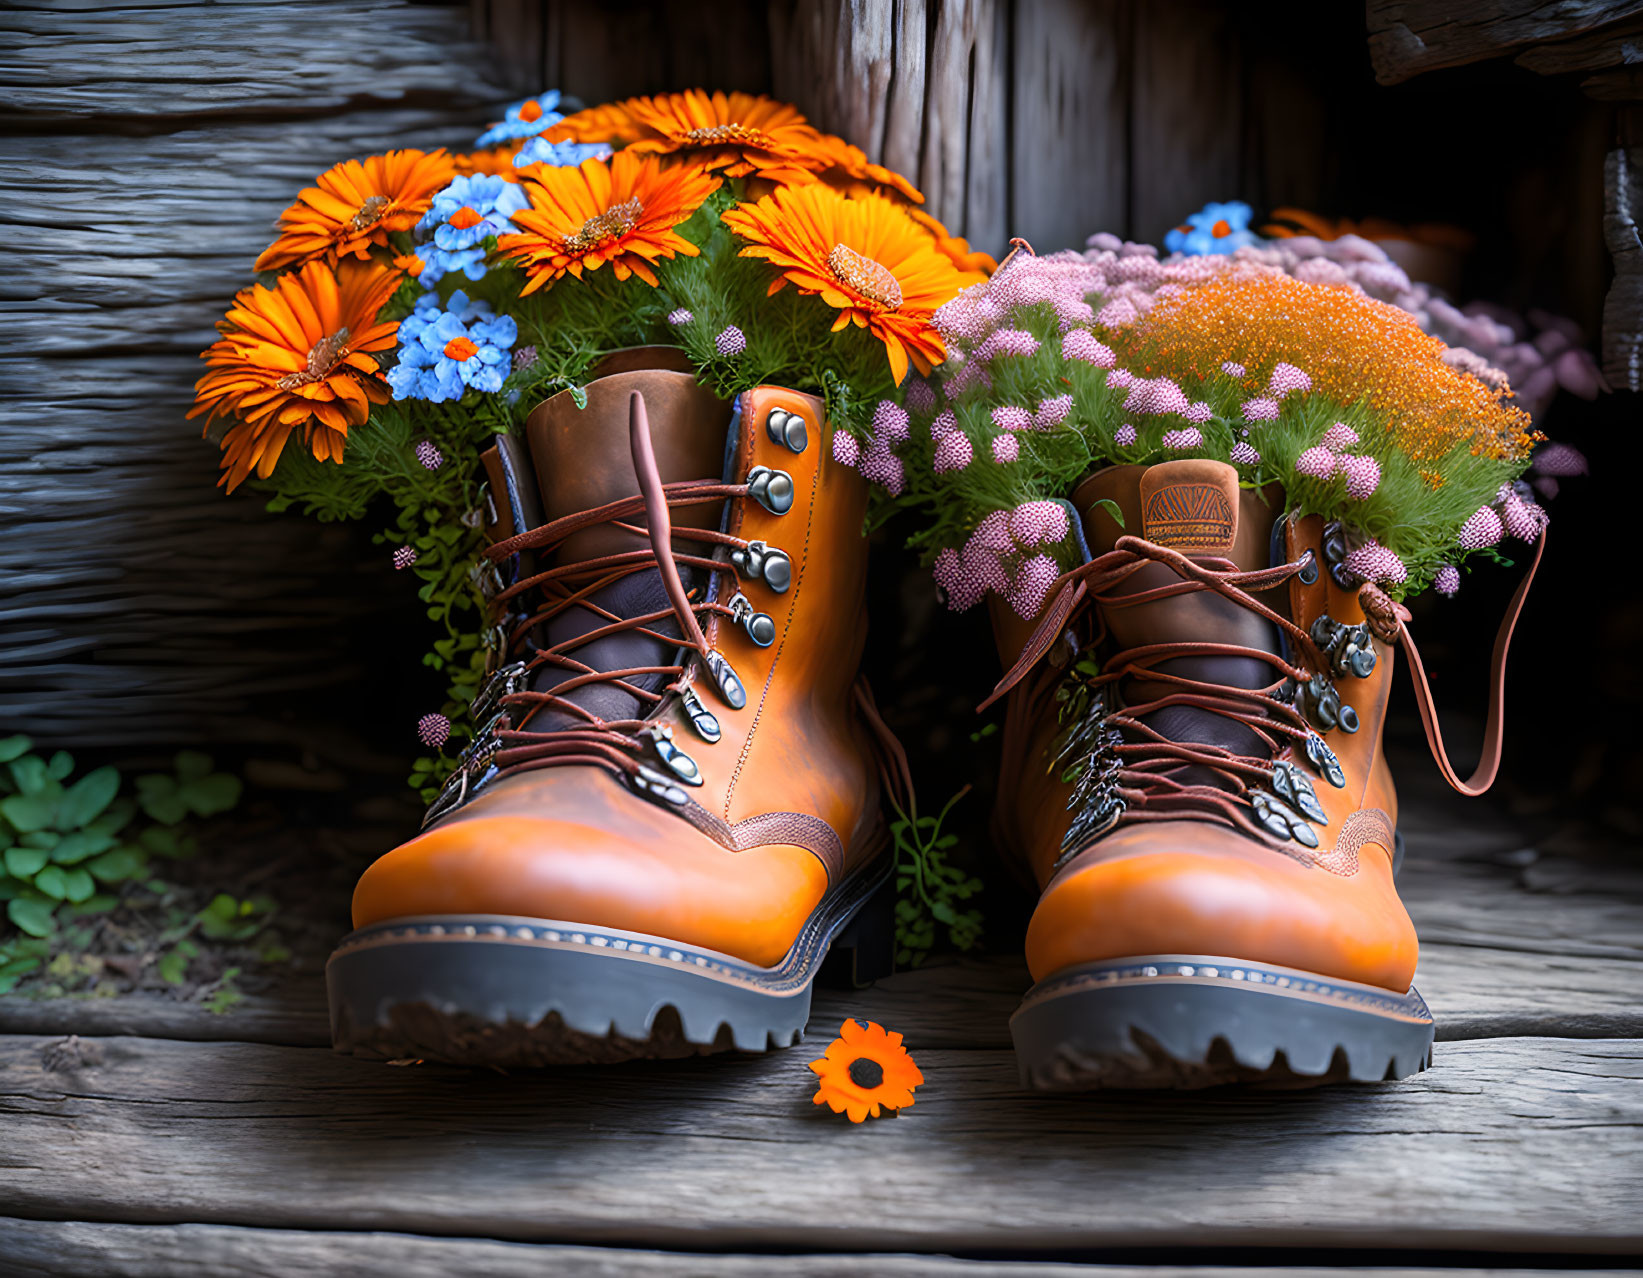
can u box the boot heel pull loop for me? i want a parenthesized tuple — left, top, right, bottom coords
(1390, 529, 1547, 798)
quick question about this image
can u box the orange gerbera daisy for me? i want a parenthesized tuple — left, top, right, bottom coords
(255, 149, 455, 273)
(454, 143, 527, 177)
(811, 133, 924, 205)
(619, 90, 824, 185)
(540, 99, 649, 148)
(809, 1020, 923, 1122)
(906, 207, 998, 275)
(189, 259, 400, 492)
(723, 182, 981, 381)
(497, 150, 719, 292)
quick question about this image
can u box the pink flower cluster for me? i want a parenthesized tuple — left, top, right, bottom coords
(1342, 538, 1407, 586)
(1454, 484, 1547, 553)
(1123, 376, 1190, 416)
(1292, 422, 1381, 499)
(1496, 482, 1548, 542)
(934, 503, 1074, 617)
(1267, 362, 1312, 397)
(416, 712, 451, 749)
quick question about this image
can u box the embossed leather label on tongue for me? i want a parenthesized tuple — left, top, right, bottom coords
(1139, 460, 1240, 554)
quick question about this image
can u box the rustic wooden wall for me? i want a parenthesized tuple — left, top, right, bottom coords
(0, 1, 512, 750)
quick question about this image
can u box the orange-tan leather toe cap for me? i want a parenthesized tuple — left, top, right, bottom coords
(352, 768, 829, 968)
(1025, 819, 1418, 992)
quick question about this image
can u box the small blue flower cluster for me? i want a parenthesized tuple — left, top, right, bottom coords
(1164, 201, 1262, 257)
(387, 291, 518, 403)
(513, 137, 612, 169)
(474, 91, 564, 148)
(413, 174, 530, 285)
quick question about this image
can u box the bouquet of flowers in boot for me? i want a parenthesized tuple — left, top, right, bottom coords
(866, 244, 1548, 612)
(189, 89, 991, 792)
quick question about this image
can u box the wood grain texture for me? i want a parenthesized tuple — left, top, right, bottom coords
(1516, 10, 1643, 71)
(10, 1221, 1638, 1278)
(0, 0, 503, 124)
(1009, 0, 1128, 253)
(1367, 0, 1643, 84)
(1129, 0, 1242, 248)
(5, 1222, 1640, 1278)
(1, 6, 512, 746)
(0, 1033, 1639, 1252)
(1602, 139, 1643, 389)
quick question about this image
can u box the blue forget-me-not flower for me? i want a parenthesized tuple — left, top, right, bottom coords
(387, 291, 518, 404)
(1164, 201, 1262, 256)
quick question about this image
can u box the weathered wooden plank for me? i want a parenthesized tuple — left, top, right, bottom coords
(1009, 0, 1128, 252)
(1129, 0, 1242, 247)
(0, 0, 505, 124)
(1516, 10, 1643, 71)
(2, 3, 509, 748)
(0, 1034, 1639, 1251)
(1602, 130, 1643, 390)
(4, 1220, 1638, 1278)
(1366, 0, 1643, 85)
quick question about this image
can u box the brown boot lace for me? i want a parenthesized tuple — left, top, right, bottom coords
(983, 529, 1546, 867)
(428, 391, 777, 822)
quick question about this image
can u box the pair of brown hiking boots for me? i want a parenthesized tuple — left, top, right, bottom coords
(326, 357, 1530, 1089)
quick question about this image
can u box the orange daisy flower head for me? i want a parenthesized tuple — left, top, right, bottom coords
(497, 150, 720, 293)
(255, 149, 456, 273)
(540, 99, 649, 148)
(906, 207, 998, 276)
(620, 90, 825, 185)
(188, 259, 400, 492)
(811, 132, 924, 205)
(454, 142, 527, 178)
(723, 182, 981, 382)
(809, 1019, 923, 1122)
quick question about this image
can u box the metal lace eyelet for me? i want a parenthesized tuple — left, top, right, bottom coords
(747, 466, 794, 515)
(730, 540, 792, 594)
(765, 407, 809, 454)
(727, 591, 776, 648)
(1296, 549, 1319, 586)
(643, 725, 703, 786)
(680, 687, 721, 743)
(704, 649, 747, 710)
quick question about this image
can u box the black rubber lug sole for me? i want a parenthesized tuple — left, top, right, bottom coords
(327, 861, 891, 1068)
(1011, 955, 1435, 1091)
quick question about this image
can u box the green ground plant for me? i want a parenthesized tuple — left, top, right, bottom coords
(0, 737, 260, 997)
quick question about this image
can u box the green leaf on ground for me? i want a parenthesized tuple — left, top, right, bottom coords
(58, 766, 120, 829)
(4, 846, 48, 879)
(0, 792, 56, 833)
(6, 897, 56, 937)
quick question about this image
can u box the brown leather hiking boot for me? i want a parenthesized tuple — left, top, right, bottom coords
(987, 459, 1540, 1089)
(327, 357, 898, 1066)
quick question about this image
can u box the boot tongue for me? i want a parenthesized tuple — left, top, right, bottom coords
(519, 369, 732, 731)
(1074, 460, 1280, 763)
